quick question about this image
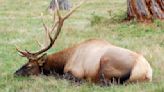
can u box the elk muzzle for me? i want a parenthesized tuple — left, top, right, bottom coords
(14, 63, 41, 76)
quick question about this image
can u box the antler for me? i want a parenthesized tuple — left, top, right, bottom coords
(16, 0, 85, 58)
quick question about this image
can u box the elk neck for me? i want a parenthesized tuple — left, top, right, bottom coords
(41, 47, 76, 75)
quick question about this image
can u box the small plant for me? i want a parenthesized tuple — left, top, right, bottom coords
(154, 19, 163, 27)
(111, 12, 127, 22)
(90, 13, 105, 26)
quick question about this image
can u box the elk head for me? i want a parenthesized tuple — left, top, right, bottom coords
(14, 0, 84, 76)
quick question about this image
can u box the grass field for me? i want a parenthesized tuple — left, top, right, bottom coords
(0, 0, 164, 92)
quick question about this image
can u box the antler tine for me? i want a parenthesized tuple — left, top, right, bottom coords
(33, 21, 49, 49)
(42, 20, 49, 33)
(47, 0, 86, 53)
(15, 45, 30, 57)
(50, 21, 59, 33)
(55, 0, 62, 19)
(42, 19, 50, 46)
(63, 0, 86, 20)
(50, 0, 62, 33)
(29, 0, 62, 56)
(47, 30, 53, 43)
(50, 0, 85, 33)
(35, 37, 43, 48)
(24, 0, 84, 56)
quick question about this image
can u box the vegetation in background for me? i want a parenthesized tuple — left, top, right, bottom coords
(0, 0, 164, 92)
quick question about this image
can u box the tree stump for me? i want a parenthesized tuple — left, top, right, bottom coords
(127, 0, 164, 22)
(48, 0, 72, 12)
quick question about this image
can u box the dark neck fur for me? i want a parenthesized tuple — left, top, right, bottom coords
(41, 47, 75, 76)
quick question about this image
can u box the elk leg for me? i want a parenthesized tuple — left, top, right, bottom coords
(99, 72, 111, 86)
(99, 55, 131, 85)
(63, 72, 84, 84)
(51, 70, 63, 79)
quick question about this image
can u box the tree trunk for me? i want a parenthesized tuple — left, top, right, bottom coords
(127, 0, 164, 22)
(48, 0, 72, 11)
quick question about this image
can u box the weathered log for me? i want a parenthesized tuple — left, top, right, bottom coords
(48, 0, 72, 11)
(127, 0, 164, 22)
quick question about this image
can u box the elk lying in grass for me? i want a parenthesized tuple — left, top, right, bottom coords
(15, 0, 152, 85)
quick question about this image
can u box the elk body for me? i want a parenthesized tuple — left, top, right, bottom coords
(15, 39, 152, 84)
(14, 0, 152, 84)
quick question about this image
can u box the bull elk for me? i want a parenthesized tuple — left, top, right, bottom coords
(15, 0, 152, 85)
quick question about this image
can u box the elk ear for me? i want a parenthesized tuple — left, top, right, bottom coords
(38, 53, 47, 66)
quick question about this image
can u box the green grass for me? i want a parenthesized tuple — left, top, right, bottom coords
(0, 0, 164, 92)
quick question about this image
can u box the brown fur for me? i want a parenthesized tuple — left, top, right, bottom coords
(15, 39, 152, 84)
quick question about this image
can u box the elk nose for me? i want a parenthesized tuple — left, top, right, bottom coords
(14, 70, 22, 76)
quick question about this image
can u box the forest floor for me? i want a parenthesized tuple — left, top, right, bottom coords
(0, 0, 164, 92)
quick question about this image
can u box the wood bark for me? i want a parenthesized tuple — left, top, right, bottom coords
(127, 0, 164, 21)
